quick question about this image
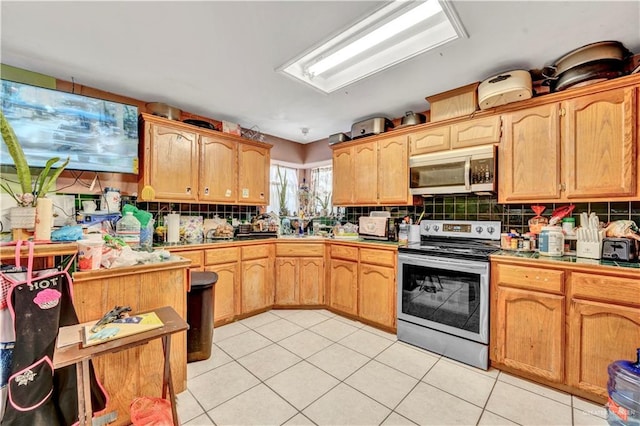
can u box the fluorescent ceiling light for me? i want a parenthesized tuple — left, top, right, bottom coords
(278, 0, 467, 94)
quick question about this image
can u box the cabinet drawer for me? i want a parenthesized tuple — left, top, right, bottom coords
(450, 115, 501, 149)
(570, 272, 640, 307)
(205, 247, 239, 265)
(276, 243, 324, 257)
(495, 263, 564, 293)
(174, 250, 204, 268)
(360, 248, 395, 267)
(330, 245, 358, 260)
(241, 244, 270, 260)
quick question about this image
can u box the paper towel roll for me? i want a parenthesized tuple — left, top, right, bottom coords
(34, 198, 53, 241)
(166, 213, 180, 243)
(408, 224, 421, 243)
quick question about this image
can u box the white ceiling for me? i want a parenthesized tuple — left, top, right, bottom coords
(2, 1, 639, 144)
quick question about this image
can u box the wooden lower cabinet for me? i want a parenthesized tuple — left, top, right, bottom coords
(299, 257, 324, 305)
(493, 286, 565, 383)
(491, 257, 640, 403)
(328, 258, 358, 315)
(274, 243, 324, 306)
(241, 257, 272, 313)
(275, 257, 298, 305)
(275, 257, 325, 305)
(358, 263, 396, 329)
(207, 262, 239, 323)
(567, 272, 640, 400)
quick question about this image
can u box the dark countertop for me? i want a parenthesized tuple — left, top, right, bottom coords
(491, 250, 640, 270)
(154, 235, 401, 249)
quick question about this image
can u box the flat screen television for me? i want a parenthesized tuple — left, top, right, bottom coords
(1, 79, 139, 174)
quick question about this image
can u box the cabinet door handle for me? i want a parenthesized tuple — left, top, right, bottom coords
(186, 187, 192, 194)
(204, 187, 210, 195)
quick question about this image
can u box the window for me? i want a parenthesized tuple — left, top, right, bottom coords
(268, 164, 299, 216)
(309, 166, 333, 216)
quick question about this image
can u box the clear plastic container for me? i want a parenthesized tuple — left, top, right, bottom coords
(398, 223, 409, 245)
(607, 349, 640, 426)
(116, 211, 141, 248)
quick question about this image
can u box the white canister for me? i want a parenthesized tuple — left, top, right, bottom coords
(538, 226, 564, 256)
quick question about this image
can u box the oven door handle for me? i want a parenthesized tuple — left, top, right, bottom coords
(398, 254, 488, 272)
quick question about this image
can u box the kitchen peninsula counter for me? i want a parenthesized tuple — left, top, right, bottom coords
(71, 256, 190, 426)
(1, 243, 191, 425)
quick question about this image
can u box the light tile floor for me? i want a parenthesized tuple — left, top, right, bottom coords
(177, 309, 608, 425)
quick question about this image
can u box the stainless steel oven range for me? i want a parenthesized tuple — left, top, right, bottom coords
(397, 220, 501, 370)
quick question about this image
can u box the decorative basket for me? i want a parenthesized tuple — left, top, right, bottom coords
(10, 207, 36, 229)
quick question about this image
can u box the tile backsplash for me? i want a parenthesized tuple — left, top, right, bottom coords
(345, 196, 640, 235)
(70, 194, 640, 234)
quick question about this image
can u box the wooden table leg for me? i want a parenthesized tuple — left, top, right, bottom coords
(76, 359, 93, 426)
(162, 336, 179, 426)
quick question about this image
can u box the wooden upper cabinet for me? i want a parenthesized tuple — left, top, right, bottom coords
(451, 115, 501, 149)
(409, 125, 450, 155)
(238, 142, 270, 205)
(200, 135, 237, 203)
(499, 103, 561, 202)
(378, 136, 410, 205)
(140, 114, 271, 205)
(144, 121, 199, 201)
(333, 136, 411, 206)
(563, 87, 637, 199)
(332, 146, 354, 205)
(353, 142, 378, 204)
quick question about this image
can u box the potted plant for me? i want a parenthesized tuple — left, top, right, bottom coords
(1, 110, 69, 230)
(316, 192, 332, 216)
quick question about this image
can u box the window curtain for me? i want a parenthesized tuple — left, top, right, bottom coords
(309, 166, 333, 215)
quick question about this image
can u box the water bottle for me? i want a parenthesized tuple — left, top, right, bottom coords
(116, 212, 141, 248)
(607, 348, 640, 426)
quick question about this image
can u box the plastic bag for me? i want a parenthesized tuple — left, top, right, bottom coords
(130, 397, 173, 426)
(528, 206, 548, 234)
(51, 225, 84, 241)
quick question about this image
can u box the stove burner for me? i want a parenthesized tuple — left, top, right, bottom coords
(399, 237, 500, 261)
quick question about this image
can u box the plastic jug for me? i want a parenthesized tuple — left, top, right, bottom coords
(607, 348, 640, 426)
(116, 212, 141, 248)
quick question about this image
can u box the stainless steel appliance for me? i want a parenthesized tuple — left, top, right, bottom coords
(351, 117, 393, 139)
(328, 132, 351, 145)
(602, 237, 638, 261)
(397, 220, 501, 370)
(410, 145, 497, 196)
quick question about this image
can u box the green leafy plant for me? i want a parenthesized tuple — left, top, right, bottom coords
(315, 192, 331, 213)
(0, 110, 69, 207)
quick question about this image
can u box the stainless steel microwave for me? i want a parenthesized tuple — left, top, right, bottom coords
(409, 145, 497, 196)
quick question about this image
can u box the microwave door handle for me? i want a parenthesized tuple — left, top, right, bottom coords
(464, 157, 471, 190)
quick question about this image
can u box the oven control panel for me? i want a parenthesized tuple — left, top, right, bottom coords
(420, 220, 501, 240)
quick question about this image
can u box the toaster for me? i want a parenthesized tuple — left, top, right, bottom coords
(601, 237, 639, 261)
(351, 117, 393, 139)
